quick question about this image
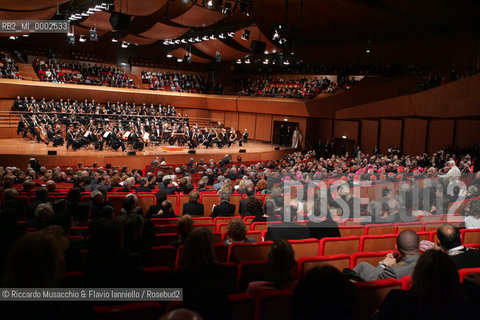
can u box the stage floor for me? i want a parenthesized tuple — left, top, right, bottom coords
(0, 138, 293, 169)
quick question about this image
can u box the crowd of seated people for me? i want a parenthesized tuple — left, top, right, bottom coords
(141, 71, 207, 93)
(33, 58, 137, 88)
(235, 76, 357, 99)
(417, 68, 480, 92)
(0, 52, 21, 79)
(0, 145, 480, 318)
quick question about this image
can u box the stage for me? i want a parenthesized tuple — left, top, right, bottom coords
(0, 138, 294, 169)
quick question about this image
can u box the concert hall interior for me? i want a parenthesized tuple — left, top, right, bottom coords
(1, 1, 480, 320)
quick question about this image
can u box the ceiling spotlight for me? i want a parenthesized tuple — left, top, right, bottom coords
(195, 37, 201, 42)
(272, 31, 280, 40)
(168, 40, 174, 45)
(166, 54, 173, 58)
(210, 34, 216, 40)
(244, 59, 250, 64)
(94, 5, 103, 11)
(207, 0, 213, 7)
(227, 32, 235, 37)
(67, 33, 75, 45)
(87, 8, 96, 14)
(177, 58, 183, 63)
(263, 59, 269, 64)
(9, 36, 18, 40)
(112, 38, 119, 42)
(241, 29, 250, 40)
(121, 41, 129, 48)
(181, 39, 187, 43)
(366, 49, 371, 53)
(264, 51, 269, 54)
(219, 33, 226, 39)
(279, 38, 287, 45)
(283, 60, 290, 65)
(202, 35, 209, 41)
(188, 38, 194, 42)
(174, 39, 180, 44)
(81, 12, 89, 17)
(79, 35, 86, 42)
(236, 59, 242, 64)
(22, 34, 29, 38)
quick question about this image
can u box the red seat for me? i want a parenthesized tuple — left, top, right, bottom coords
(395, 222, 423, 234)
(94, 302, 164, 320)
(193, 223, 216, 233)
(137, 194, 155, 216)
(214, 216, 236, 226)
(215, 243, 229, 263)
(155, 233, 178, 246)
(106, 195, 124, 216)
(365, 224, 395, 235)
(254, 290, 293, 320)
(297, 254, 350, 279)
(339, 226, 365, 237)
(244, 216, 256, 224)
(246, 231, 262, 242)
(461, 229, 480, 245)
(229, 293, 255, 320)
(167, 194, 178, 215)
(458, 267, 480, 283)
(400, 275, 412, 290)
(355, 278, 402, 319)
(151, 218, 178, 226)
(251, 221, 282, 232)
(237, 260, 275, 291)
(178, 195, 189, 216)
(151, 246, 176, 269)
(360, 234, 397, 252)
(143, 266, 172, 287)
(319, 236, 360, 256)
(228, 242, 273, 264)
(289, 238, 319, 260)
(200, 194, 220, 216)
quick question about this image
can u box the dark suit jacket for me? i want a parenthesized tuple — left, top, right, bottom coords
(306, 219, 341, 240)
(449, 247, 480, 269)
(211, 201, 235, 218)
(146, 204, 161, 217)
(265, 222, 310, 241)
(183, 201, 204, 216)
(135, 186, 152, 193)
(239, 197, 251, 216)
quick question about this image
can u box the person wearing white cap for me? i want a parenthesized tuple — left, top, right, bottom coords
(442, 160, 461, 182)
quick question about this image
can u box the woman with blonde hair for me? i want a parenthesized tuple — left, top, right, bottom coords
(218, 178, 233, 194)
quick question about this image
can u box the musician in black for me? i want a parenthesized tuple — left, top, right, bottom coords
(17, 118, 28, 138)
(228, 128, 237, 147)
(65, 127, 77, 151)
(239, 128, 249, 147)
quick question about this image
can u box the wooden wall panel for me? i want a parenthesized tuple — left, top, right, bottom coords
(209, 110, 225, 123)
(379, 119, 402, 154)
(224, 112, 239, 129)
(238, 113, 257, 140)
(182, 108, 209, 119)
(255, 114, 273, 142)
(455, 120, 480, 148)
(403, 118, 427, 155)
(306, 118, 332, 147)
(427, 119, 455, 154)
(333, 120, 359, 142)
(360, 120, 378, 155)
(317, 119, 333, 143)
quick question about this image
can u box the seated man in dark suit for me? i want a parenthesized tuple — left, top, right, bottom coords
(183, 190, 204, 216)
(346, 230, 420, 281)
(265, 205, 309, 241)
(239, 187, 255, 216)
(437, 224, 480, 269)
(145, 191, 166, 217)
(152, 200, 177, 219)
(211, 191, 235, 218)
(135, 178, 152, 193)
(158, 178, 177, 195)
(306, 204, 340, 240)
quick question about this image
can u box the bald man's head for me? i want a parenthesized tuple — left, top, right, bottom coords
(437, 224, 461, 250)
(397, 230, 420, 255)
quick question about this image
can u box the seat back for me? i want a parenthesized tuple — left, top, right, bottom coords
(230, 194, 243, 215)
(143, 266, 172, 287)
(193, 223, 216, 233)
(319, 236, 360, 256)
(289, 239, 319, 260)
(458, 267, 480, 282)
(254, 290, 293, 320)
(365, 224, 395, 235)
(178, 195, 189, 216)
(106, 195, 125, 216)
(395, 223, 422, 234)
(297, 254, 350, 278)
(215, 243, 229, 263)
(229, 293, 255, 320)
(155, 233, 178, 246)
(214, 216, 236, 226)
(461, 229, 480, 245)
(237, 261, 275, 291)
(137, 194, 155, 215)
(228, 242, 273, 264)
(200, 194, 221, 216)
(246, 231, 262, 242)
(167, 194, 178, 215)
(355, 278, 402, 320)
(422, 221, 445, 232)
(94, 302, 164, 320)
(360, 235, 397, 252)
(244, 216, 256, 224)
(151, 246, 177, 269)
(339, 226, 365, 237)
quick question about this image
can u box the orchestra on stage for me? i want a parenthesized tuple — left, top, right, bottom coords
(15, 97, 249, 152)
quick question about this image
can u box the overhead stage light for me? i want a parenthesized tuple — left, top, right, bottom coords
(79, 35, 86, 42)
(241, 29, 250, 40)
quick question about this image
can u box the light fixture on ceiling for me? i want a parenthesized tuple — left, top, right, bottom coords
(177, 58, 183, 63)
(236, 59, 242, 64)
(121, 41, 129, 48)
(9, 36, 18, 40)
(79, 35, 86, 42)
(283, 60, 290, 65)
(112, 38, 118, 42)
(89, 28, 97, 41)
(166, 54, 173, 58)
(263, 58, 269, 64)
(227, 31, 235, 37)
(222, 2, 231, 14)
(218, 33, 226, 39)
(244, 58, 250, 64)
